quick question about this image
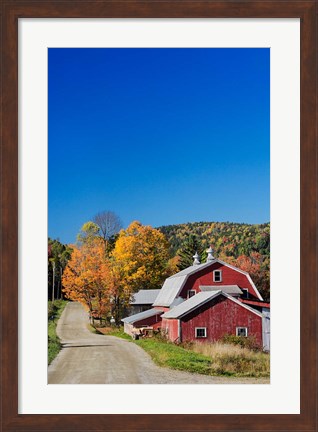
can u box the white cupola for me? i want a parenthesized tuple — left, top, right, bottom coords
(206, 246, 215, 262)
(193, 252, 200, 265)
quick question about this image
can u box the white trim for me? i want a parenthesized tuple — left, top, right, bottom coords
(213, 269, 222, 282)
(164, 291, 263, 320)
(179, 291, 263, 319)
(216, 259, 264, 301)
(236, 327, 248, 337)
(170, 291, 222, 319)
(178, 319, 181, 342)
(195, 327, 207, 338)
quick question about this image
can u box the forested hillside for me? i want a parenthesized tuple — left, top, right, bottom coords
(158, 221, 270, 301)
(49, 220, 270, 315)
(158, 221, 270, 258)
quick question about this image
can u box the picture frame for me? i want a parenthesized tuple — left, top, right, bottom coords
(1, 1, 317, 431)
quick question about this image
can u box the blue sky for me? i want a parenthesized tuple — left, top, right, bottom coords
(49, 48, 270, 244)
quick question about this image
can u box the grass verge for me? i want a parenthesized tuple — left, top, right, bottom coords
(188, 341, 270, 377)
(93, 325, 132, 340)
(48, 300, 68, 365)
(105, 327, 270, 378)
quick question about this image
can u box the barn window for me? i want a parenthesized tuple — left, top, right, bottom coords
(236, 327, 248, 337)
(242, 288, 249, 298)
(188, 290, 196, 298)
(195, 327, 207, 338)
(213, 270, 222, 282)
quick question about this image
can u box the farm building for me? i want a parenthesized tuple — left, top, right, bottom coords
(161, 291, 263, 346)
(122, 247, 270, 350)
(129, 289, 161, 316)
(122, 308, 163, 337)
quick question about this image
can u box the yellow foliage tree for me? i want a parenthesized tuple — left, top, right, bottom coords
(111, 221, 173, 294)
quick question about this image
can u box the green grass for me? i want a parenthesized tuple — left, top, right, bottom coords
(95, 326, 132, 340)
(136, 338, 212, 374)
(48, 300, 68, 365)
(107, 328, 213, 375)
(107, 327, 269, 378)
(87, 323, 101, 334)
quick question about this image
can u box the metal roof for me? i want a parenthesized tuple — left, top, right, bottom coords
(130, 289, 161, 305)
(121, 308, 163, 324)
(199, 285, 243, 295)
(162, 291, 221, 319)
(162, 291, 263, 319)
(169, 261, 216, 278)
(153, 276, 187, 307)
(153, 261, 217, 307)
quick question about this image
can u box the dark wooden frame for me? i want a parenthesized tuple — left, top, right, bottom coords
(1, 1, 317, 431)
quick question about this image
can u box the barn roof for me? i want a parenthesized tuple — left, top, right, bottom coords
(121, 308, 163, 324)
(130, 289, 161, 305)
(153, 258, 263, 306)
(162, 291, 221, 318)
(152, 261, 217, 307)
(162, 291, 263, 319)
(169, 262, 216, 278)
(199, 285, 243, 295)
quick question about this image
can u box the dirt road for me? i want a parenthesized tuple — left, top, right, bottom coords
(48, 302, 269, 384)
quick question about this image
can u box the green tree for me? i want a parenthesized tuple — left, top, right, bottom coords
(76, 221, 100, 245)
(48, 238, 72, 301)
(177, 234, 206, 270)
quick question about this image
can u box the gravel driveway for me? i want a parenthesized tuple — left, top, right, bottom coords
(48, 302, 269, 384)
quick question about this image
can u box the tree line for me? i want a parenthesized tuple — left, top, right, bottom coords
(48, 212, 178, 325)
(48, 214, 270, 323)
(159, 221, 270, 300)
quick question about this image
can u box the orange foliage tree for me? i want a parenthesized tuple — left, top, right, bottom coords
(62, 238, 114, 324)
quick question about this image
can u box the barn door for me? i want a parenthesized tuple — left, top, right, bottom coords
(262, 308, 270, 351)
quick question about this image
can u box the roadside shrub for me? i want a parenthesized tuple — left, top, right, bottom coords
(221, 334, 260, 351)
(48, 299, 66, 320)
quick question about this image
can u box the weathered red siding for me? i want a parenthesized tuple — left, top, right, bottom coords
(180, 295, 262, 346)
(162, 318, 179, 342)
(179, 262, 260, 300)
(133, 313, 162, 328)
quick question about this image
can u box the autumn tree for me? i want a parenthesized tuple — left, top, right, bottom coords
(217, 251, 270, 301)
(62, 238, 114, 324)
(234, 252, 270, 301)
(111, 221, 173, 296)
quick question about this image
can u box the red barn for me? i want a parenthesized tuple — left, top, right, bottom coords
(122, 248, 270, 350)
(161, 291, 263, 347)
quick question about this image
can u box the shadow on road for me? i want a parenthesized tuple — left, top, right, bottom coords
(62, 344, 113, 348)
